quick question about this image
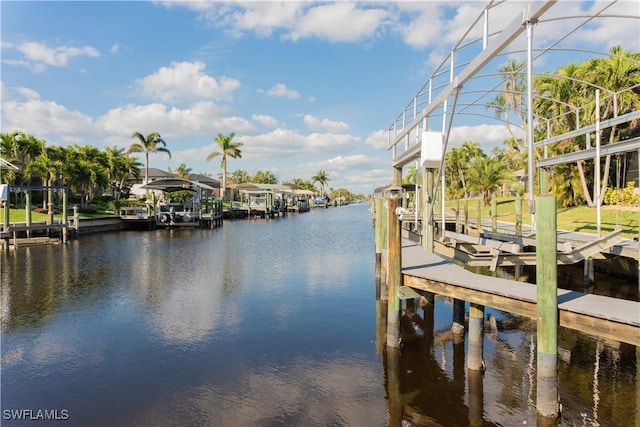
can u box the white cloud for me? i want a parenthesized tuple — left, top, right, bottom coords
(16, 41, 99, 66)
(303, 114, 349, 133)
(260, 83, 299, 99)
(365, 129, 389, 150)
(1, 98, 99, 144)
(286, 2, 389, 43)
(252, 114, 280, 128)
(110, 43, 120, 54)
(239, 127, 359, 160)
(225, 2, 302, 37)
(1, 59, 46, 73)
(98, 101, 254, 139)
(136, 61, 241, 104)
(14, 86, 41, 100)
(449, 123, 520, 151)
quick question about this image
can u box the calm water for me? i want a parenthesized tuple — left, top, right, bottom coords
(1, 204, 638, 426)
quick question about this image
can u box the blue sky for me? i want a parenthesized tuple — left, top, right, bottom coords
(1, 1, 638, 194)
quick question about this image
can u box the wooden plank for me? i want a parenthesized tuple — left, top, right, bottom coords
(401, 240, 640, 346)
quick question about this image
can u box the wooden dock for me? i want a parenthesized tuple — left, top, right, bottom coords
(398, 240, 640, 346)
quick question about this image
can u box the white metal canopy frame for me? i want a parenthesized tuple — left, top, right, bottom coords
(387, 0, 640, 234)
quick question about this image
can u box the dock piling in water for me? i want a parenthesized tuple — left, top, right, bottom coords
(386, 195, 401, 348)
(467, 303, 485, 371)
(535, 195, 559, 420)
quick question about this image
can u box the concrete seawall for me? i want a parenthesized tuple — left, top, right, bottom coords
(76, 217, 128, 235)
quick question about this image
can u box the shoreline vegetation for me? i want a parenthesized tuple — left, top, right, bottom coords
(2, 196, 637, 239)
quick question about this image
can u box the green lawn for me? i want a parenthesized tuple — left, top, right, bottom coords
(0, 208, 113, 223)
(439, 197, 639, 239)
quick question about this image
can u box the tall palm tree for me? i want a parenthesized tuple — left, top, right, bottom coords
(311, 170, 330, 197)
(206, 132, 243, 199)
(127, 131, 171, 185)
(487, 60, 529, 152)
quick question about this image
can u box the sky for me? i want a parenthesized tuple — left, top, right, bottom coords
(1, 1, 638, 195)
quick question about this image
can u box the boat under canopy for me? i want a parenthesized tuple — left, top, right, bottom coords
(139, 178, 217, 228)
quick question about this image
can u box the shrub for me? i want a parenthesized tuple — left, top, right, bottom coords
(603, 181, 639, 206)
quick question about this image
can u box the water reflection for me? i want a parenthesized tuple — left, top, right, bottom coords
(384, 295, 639, 426)
(2, 204, 638, 426)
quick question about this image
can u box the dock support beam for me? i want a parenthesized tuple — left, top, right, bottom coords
(535, 195, 559, 421)
(467, 303, 485, 371)
(386, 195, 401, 348)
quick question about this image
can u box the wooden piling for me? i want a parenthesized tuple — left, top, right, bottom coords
(515, 195, 522, 236)
(375, 198, 383, 279)
(385, 348, 402, 427)
(535, 195, 559, 420)
(491, 197, 497, 232)
(47, 180, 54, 227)
(463, 199, 469, 234)
(476, 199, 482, 235)
(584, 258, 595, 291)
(62, 189, 68, 243)
(386, 196, 401, 348)
(468, 369, 484, 427)
(452, 299, 465, 335)
(25, 190, 32, 238)
(467, 303, 485, 371)
(455, 199, 461, 233)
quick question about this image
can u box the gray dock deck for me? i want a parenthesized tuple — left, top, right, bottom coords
(399, 240, 640, 346)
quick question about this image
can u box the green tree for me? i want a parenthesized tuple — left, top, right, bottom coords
(311, 170, 330, 196)
(466, 156, 511, 206)
(251, 170, 278, 184)
(487, 60, 530, 153)
(0, 132, 45, 185)
(207, 132, 243, 199)
(127, 131, 171, 185)
(228, 169, 250, 184)
(173, 163, 193, 179)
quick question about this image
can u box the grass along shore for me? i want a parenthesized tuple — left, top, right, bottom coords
(438, 197, 638, 239)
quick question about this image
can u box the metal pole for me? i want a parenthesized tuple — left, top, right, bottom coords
(526, 20, 536, 229)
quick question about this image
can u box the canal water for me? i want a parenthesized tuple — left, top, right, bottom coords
(1, 204, 638, 426)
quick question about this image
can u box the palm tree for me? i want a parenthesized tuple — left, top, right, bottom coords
(127, 131, 171, 185)
(174, 163, 192, 180)
(578, 46, 640, 206)
(206, 132, 243, 199)
(487, 60, 529, 152)
(311, 170, 330, 197)
(466, 156, 511, 206)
